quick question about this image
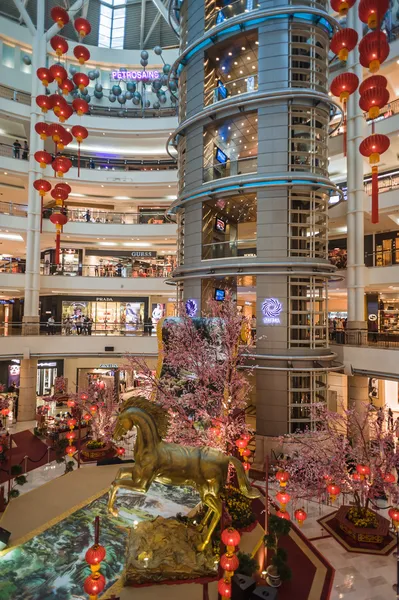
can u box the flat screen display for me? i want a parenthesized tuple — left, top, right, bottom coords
(215, 147, 228, 164)
(215, 216, 227, 232)
(214, 288, 225, 302)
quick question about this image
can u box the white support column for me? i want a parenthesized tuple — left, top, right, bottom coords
(23, 0, 44, 332)
(345, 11, 367, 344)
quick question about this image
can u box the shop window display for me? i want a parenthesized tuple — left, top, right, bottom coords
(61, 300, 145, 333)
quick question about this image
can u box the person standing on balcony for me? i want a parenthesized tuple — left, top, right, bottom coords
(84, 209, 91, 222)
(388, 407, 394, 431)
(13, 139, 21, 158)
(22, 141, 29, 160)
(64, 316, 72, 335)
(47, 315, 55, 335)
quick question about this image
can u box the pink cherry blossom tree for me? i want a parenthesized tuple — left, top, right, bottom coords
(70, 383, 120, 444)
(279, 403, 399, 514)
(126, 293, 254, 453)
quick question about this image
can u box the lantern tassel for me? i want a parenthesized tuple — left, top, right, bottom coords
(78, 141, 81, 177)
(40, 197, 43, 234)
(343, 99, 347, 157)
(371, 165, 379, 224)
(55, 229, 61, 265)
(94, 516, 100, 545)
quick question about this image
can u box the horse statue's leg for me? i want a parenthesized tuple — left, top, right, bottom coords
(197, 494, 222, 552)
(108, 467, 155, 517)
(197, 506, 213, 532)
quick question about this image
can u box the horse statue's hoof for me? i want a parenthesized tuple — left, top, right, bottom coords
(196, 541, 207, 552)
(108, 506, 119, 518)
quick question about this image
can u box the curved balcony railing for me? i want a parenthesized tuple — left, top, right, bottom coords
(0, 85, 177, 118)
(203, 156, 257, 182)
(202, 238, 257, 260)
(0, 143, 177, 171)
(330, 97, 399, 138)
(0, 202, 172, 224)
(206, 74, 258, 106)
(0, 321, 153, 337)
(205, 0, 259, 32)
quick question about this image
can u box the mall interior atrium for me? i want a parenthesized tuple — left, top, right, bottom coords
(0, 0, 399, 599)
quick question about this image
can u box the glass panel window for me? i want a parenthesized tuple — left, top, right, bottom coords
(99, 2, 126, 48)
(2, 43, 15, 69)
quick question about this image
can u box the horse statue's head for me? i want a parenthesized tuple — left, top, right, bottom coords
(113, 396, 170, 442)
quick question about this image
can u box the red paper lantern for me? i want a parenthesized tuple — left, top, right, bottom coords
(67, 399, 76, 408)
(1, 408, 10, 416)
(359, 134, 390, 223)
(36, 95, 53, 113)
(359, 74, 387, 95)
(83, 413, 92, 421)
(359, 0, 389, 29)
(66, 431, 75, 441)
(74, 17, 92, 38)
(71, 125, 88, 176)
(217, 578, 232, 598)
(81, 392, 89, 401)
(52, 156, 72, 177)
(55, 182, 72, 195)
(50, 95, 67, 117)
(389, 507, 399, 529)
(294, 508, 307, 527)
(330, 0, 355, 15)
(330, 28, 358, 61)
(221, 527, 241, 548)
(276, 491, 291, 510)
(57, 131, 73, 151)
(51, 6, 70, 28)
(276, 510, 290, 520)
(67, 418, 77, 428)
(58, 104, 74, 124)
(220, 553, 239, 572)
(235, 438, 248, 449)
(60, 78, 75, 96)
(330, 72, 359, 156)
(356, 464, 371, 477)
(209, 426, 221, 436)
(240, 433, 252, 442)
(48, 123, 66, 143)
(33, 179, 51, 197)
(384, 472, 396, 483)
(73, 72, 90, 91)
(72, 98, 89, 116)
(37, 67, 54, 87)
(243, 461, 250, 472)
(90, 404, 98, 413)
(49, 63, 68, 84)
(50, 35, 69, 57)
(85, 544, 106, 565)
(66, 445, 76, 456)
(116, 447, 126, 456)
(34, 150, 52, 169)
(330, 72, 359, 102)
(73, 45, 91, 65)
(242, 448, 251, 457)
(359, 86, 389, 119)
(359, 30, 390, 73)
(35, 122, 49, 140)
(50, 212, 68, 227)
(84, 574, 106, 596)
(326, 483, 341, 501)
(352, 472, 362, 482)
(275, 470, 290, 487)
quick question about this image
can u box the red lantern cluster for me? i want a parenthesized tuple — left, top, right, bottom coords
(84, 516, 106, 598)
(360, 134, 390, 223)
(34, 13, 91, 268)
(331, 0, 355, 15)
(219, 527, 240, 599)
(276, 491, 291, 511)
(359, 0, 389, 30)
(389, 507, 399, 530)
(359, 30, 389, 73)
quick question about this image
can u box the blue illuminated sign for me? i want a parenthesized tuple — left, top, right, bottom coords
(185, 299, 198, 317)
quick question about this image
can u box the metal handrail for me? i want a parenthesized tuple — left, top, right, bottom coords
(330, 97, 399, 138)
(0, 142, 177, 171)
(0, 321, 152, 336)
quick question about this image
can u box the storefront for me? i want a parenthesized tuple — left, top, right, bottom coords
(0, 359, 64, 396)
(373, 231, 399, 267)
(41, 248, 83, 275)
(39, 295, 149, 332)
(84, 249, 176, 278)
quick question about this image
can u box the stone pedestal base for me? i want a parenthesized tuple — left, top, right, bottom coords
(346, 321, 368, 346)
(22, 315, 40, 336)
(124, 517, 217, 585)
(19, 358, 38, 421)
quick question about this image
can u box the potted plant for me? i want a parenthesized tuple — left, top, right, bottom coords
(264, 514, 292, 586)
(236, 552, 259, 577)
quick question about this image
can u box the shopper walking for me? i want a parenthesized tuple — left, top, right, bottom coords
(76, 315, 83, 335)
(87, 316, 93, 335)
(388, 407, 394, 431)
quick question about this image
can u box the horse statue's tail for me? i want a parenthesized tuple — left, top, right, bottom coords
(229, 456, 261, 499)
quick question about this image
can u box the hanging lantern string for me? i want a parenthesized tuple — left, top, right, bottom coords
(94, 516, 100, 545)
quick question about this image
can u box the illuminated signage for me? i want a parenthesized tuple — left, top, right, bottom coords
(185, 299, 198, 317)
(96, 297, 114, 302)
(131, 251, 157, 258)
(262, 298, 283, 324)
(111, 70, 160, 81)
(99, 364, 119, 369)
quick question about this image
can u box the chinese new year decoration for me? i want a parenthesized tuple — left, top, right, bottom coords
(218, 527, 240, 599)
(84, 516, 106, 600)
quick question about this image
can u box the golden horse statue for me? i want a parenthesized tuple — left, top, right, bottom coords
(108, 397, 260, 550)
